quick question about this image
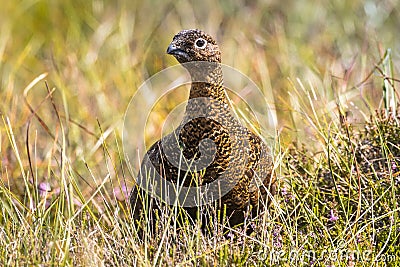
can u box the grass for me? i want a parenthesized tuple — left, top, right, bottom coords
(1, 0, 400, 266)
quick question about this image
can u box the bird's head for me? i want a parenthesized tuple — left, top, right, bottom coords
(166, 29, 221, 63)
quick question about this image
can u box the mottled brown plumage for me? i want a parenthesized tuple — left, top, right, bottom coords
(130, 29, 275, 230)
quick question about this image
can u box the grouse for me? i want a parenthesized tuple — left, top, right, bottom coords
(130, 29, 275, 230)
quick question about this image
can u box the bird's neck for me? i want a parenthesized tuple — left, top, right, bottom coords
(186, 63, 227, 104)
(188, 82, 226, 102)
(182, 64, 232, 124)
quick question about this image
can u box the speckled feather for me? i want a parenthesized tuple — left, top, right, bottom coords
(130, 29, 275, 228)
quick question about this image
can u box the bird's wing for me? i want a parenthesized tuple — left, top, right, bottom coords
(247, 131, 275, 207)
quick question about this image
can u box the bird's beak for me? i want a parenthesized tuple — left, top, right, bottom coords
(166, 42, 189, 61)
(166, 43, 177, 55)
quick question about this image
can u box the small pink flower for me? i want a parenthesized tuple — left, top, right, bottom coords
(281, 187, 288, 196)
(392, 161, 397, 171)
(53, 187, 61, 195)
(113, 184, 129, 202)
(329, 209, 339, 222)
(38, 182, 51, 198)
(227, 231, 234, 242)
(73, 197, 82, 207)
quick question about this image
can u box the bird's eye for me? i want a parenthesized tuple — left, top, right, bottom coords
(194, 38, 207, 49)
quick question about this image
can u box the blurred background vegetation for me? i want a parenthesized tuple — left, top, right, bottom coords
(0, 0, 399, 206)
(1, 1, 400, 265)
